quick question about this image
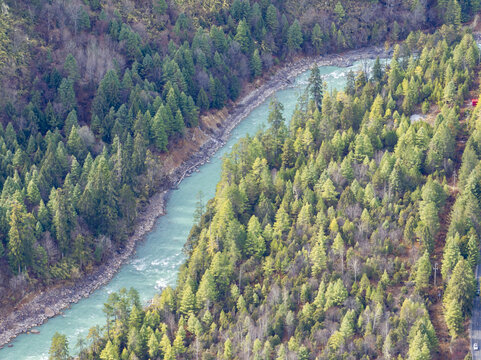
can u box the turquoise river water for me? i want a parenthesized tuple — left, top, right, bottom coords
(1, 59, 376, 359)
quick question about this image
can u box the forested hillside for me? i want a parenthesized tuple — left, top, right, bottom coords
(0, 0, 461, 310)
(62, 28, 481, 359)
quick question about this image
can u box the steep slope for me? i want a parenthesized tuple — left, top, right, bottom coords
(74, 28, 481, 359)
(0, 0, 452, 317)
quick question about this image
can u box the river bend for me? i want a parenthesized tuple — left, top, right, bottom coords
(0, 58, 376, 360)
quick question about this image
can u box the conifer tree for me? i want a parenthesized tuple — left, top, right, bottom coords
(53, 188, 76, 257)
(49, 332, 70, 360)
(265, 4, 278, 31)
(160, 333, 172, 357)
(372, 56, 383, 82)
(245, 215, 266, 258)
(251, 49, 262, 78)
(310, 231, 328, 275)
(173, 322, 186, 355)
(321, 178, 338, 204)
(446, 298, 463, 339)
(444, 258, 476, 321)
(415, 251, 431, 292)
(197, 88, 209, 111)
(311, 24, 323, 54)
(308, 66, 324, 110)
(332, 233, 345, 273)
(180, 282, 196, 315)
(8, 200, 35, 274)
(58, 78, 77, 115)
(224, 338, 233, 359)
(467, 232, 479, 269)
(99, 340, 118, 360)
(152, 109, 168, 151)
(334, 1, 346, 21)
(197, 269, 216, 305)
(63, 54, 80, 83)
(234, 20, 251, 53)
(67, 126, 87, 161)
(27, 177, 41, 205)
(147, 333, 159, 359)
(287, 20, 303, 52)
(441, 235, 461, 280)
(445, 0, 462, 26)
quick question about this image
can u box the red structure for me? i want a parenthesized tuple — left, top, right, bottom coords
(472, 99, 478, 107)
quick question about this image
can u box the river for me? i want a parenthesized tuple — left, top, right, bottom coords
(0, 59, 377, 359)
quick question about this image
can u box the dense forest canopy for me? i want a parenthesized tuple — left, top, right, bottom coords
(0, 0, 480, 357)
(51, 26, 481, 359)
(0, 0, 464, 305)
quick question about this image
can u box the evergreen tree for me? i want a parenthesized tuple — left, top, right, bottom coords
(93, 70, 121, 119)
(265, 4, 278, 31)
(64, 110, 79, 137)
(445, 298, 463, 338)
(49, 332, 70, 360)
(287, 20, 303, 52)
(52, 188, 76, 257)
(173, 322, 186, 355)
(311, 24, 323, 54)
(310, 231, 327, 275)
(332, 233, 345, 273)
(180, 282, 196, 315)
(444, 258, 476, 316)
(267, 97, 285, 136)
(63, 54, 80, 83)
(372, 56, 383, 82)
(224, 338, 233, 360)
(67, 126, 87, 161)
(234, 20, 251, 53)
(196, 268, 216, 305)
(245, 215, 266, 258)
(147, 332, 159, 359)
(321, 178, 338, 204)
(444, 0, 462, 26)
(27, 177, 41, 205)
(325, 278, 348, 309)
(99, 340, 118, 360)
(197, 88, 209, 111)
(152, 109, 168, 151)
(441, 235, 461, 280)
(467, 232, 479, 269)
(8, 200, 35, 274)
(407, 330, 431, 360)
(444, 80, 457, 104)
(308, 65, 324, 110)
(251, 49, 262, 78)
(154, 0, 168, 14)
(415, 251, 431, 292)
(334, 1, 346, 21)
(58, 78, 77, 114)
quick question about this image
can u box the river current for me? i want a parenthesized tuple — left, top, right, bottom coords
(1, 59, 376, 359)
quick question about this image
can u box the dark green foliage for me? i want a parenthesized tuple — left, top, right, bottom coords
(287, 20, 303, 52)
(308, 65, 324, 110)
(5, 0, 481, 353)
(250, 49, 262, 78)
(72, 29, 481, 360)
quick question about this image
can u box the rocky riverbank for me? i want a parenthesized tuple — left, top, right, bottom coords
(0, 44, 388, 348)
(169, 45, 389, 184)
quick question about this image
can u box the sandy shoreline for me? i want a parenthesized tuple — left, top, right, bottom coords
(0, 44, 388, 348)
